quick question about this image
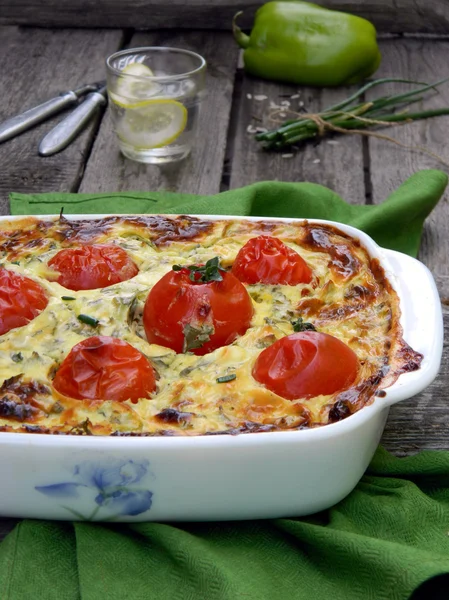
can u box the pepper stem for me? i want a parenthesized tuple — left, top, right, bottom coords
(232, 11, 250, 49)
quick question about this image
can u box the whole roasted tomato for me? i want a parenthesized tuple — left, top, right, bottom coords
(48, 244, 138, 291)
(143, 257, 254, 355)
(232, 235, 312, 285)
(0, 268, 48, 336)
(252, 331, 359, 400)
(52, 336, 156, 402)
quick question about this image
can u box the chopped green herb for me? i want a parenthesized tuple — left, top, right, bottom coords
(183, 323, 214, 353)
(264, 317, 278, 326)
(291, 317, 316, 332)
(216, 374, 237, 384)
(62, 296, 76, 301)
(77, 314, 100, 327)
(10, 261, 20, 266)
(127, 295, 140, 328)
(179, 357, 212, 377)
(173, 256, 225, 283)
(122, 233, 155, 248)
(11, 352, 23, 363)
(69, 418, 92, 435)
(48, 363, 59, 380)
(151, 357, 171, 370)
(249, 290, 264, 304)
(256, 334, 277, 349)
(51, 401, 64, 414)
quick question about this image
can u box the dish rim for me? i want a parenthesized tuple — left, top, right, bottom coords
(0, 213, 442, 448)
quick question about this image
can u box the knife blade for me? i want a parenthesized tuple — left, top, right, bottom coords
(0, 82, 105, 144)
(38, 87, 107, 157)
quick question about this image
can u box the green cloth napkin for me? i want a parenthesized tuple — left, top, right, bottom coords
(2, 168, 449, 600)
(9, 168, 448, 257)
(2, 449, 449, 600)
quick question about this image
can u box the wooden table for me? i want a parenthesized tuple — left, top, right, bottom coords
(1, 2, 449, 541)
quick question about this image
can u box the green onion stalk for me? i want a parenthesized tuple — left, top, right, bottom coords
(255, 78, 449, 151)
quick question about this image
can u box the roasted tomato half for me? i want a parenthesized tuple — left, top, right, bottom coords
(232, 235, 312, 285)
(0, 268, 48, 336)
(52, 336, 156, 402)
(143, 258, 254, 355)
(48, 244, 138, 291)
(252, 331, 359, 400)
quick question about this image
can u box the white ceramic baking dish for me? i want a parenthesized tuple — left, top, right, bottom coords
(0, 215, 443, 522)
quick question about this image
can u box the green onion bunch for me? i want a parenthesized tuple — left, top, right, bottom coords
(255, 78, 449, 150)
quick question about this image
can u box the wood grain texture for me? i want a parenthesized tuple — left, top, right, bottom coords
(381, 308, 449, 456)
(0, 26, 123, 215)
(0, 518, 18, 542)
(79, 30, 238, 196)
(368, 39, 449, 298)
(228, 76, 366, 203)
(1, 0, 449, 33)
(369, 41, 449, 454)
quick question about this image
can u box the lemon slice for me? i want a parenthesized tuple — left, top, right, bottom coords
(110, 63, 161, 108)
(116, 99, 188, 149)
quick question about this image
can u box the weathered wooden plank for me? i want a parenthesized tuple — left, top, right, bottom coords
(368, 39, 449, 298)
(0, 26, 123, 215)
(228, 77, 366, 204)
(79, 30, 238, 196)
(1, 0, 449, 34)
(381, 307, 449, 456)
(0, 518, 18, 542)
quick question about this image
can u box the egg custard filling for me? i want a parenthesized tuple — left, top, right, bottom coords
(0, 215, 422, 436)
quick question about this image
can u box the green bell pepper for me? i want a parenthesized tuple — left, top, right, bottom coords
(232, 1, 381, 87)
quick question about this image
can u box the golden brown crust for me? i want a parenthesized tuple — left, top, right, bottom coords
(0, 215, 422, 436)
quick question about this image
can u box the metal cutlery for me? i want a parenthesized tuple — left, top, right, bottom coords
(0, 81, 105, 145)
(38, 86, 107, 156)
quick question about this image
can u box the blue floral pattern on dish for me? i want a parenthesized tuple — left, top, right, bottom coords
(35, 458, 153, 520)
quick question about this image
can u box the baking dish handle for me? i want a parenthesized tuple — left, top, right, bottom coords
(378, 249, 443, 407)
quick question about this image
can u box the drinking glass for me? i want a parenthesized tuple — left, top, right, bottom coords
(106, 47, 206, 164)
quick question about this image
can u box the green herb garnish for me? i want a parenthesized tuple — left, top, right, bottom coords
(62, 296, 76, 301)
(11, 352, 23, 363)
(216, 374, 237, 384)
(256, 334, 277, 349)
(77, 314, 99, 327)
(173, 256, 224, 283)
(183, 323, 214, 353)
(69, 418, 92, 435)
(291, 317, 316, 332)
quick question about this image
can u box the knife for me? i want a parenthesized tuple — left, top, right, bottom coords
(38, 87, 108, 157)
(0, 82, 105, 144)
